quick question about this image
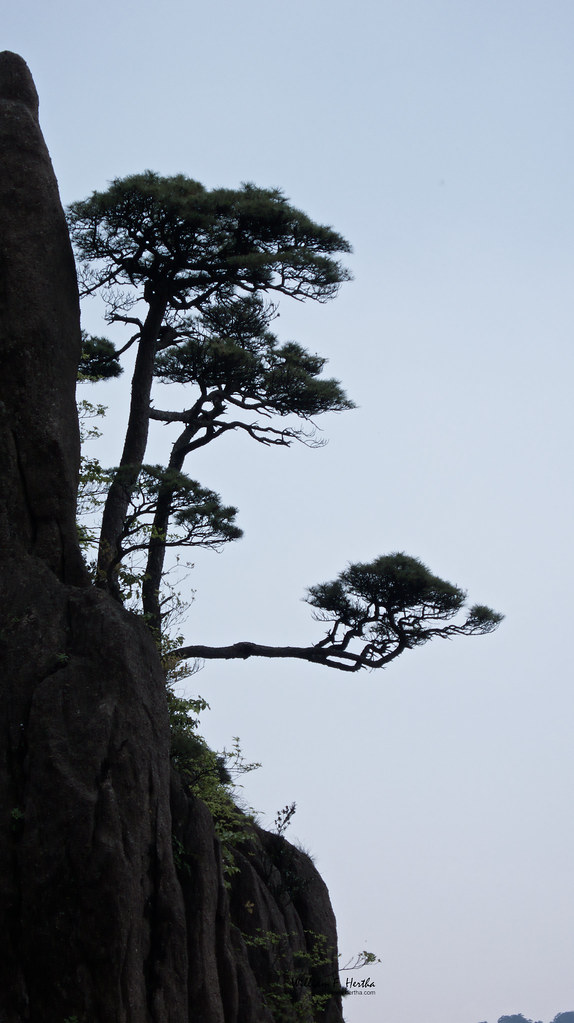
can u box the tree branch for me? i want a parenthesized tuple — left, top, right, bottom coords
(169, 641, 359, 671)
(167, 639, 406, 672)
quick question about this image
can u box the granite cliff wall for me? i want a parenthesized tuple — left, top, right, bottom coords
(0, 51, 343, 1023)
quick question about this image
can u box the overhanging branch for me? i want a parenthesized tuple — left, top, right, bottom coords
(167, 640, 404, 672)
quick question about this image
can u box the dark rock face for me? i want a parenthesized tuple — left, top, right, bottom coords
(0, 51, 344, 1023)
(0, 51, 84, 583)
(171, 777, 344, 1023)
(0, 54, 188, 1023)
(0, 581, 189, 1022)
(228, 828, 344, 1023)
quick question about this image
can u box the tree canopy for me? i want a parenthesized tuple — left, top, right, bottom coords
(69, 172, 352, 308)
(497, 1015, 539, 1023)
(70, 171, 502, 669)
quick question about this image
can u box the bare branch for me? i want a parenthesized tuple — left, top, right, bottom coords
(168, 641, 365, 672)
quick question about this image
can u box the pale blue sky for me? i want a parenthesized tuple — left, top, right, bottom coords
(5, 3, 574, 1021)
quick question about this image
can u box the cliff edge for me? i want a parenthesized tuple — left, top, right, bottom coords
(0, 52, 343, 1023)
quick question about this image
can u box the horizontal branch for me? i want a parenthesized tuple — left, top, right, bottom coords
(168, 640, 403, 672)
(171, 641, 358, 671)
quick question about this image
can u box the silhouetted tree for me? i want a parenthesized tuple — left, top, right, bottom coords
(69, 172, 352, 624)
(498, 1014, 534, 1023)
(70, 173, 502, 668)
(172, 552, 502, 671)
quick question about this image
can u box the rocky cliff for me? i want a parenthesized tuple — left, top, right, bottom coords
(0, 51, 344, 1023)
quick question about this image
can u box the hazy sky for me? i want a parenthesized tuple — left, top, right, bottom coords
(5, 3, 574, 1021)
